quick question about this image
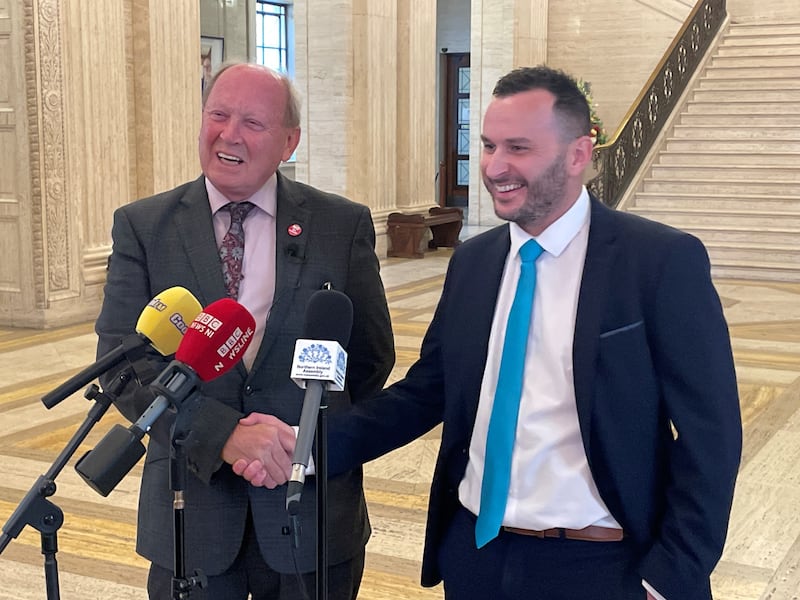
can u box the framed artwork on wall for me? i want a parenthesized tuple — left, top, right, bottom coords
(201, 36, 224, 93)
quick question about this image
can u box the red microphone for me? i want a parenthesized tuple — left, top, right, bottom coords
(175, 297, 256, 381)
(75, 298, 256, 496)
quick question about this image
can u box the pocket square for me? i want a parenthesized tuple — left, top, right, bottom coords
(599, 320, 644, 339)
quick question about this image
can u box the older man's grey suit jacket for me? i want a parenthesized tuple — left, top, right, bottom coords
(96, 173, 394, 575)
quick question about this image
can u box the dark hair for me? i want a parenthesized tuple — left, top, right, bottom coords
(201, 62, 301, 128)
(493, 66, 591, 141)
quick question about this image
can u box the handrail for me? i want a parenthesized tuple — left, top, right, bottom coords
(587, 0, 727, 207)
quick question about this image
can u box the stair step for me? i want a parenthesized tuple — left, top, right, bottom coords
(696, 77, 800, 90)
(727, 23, 800, 37)
(711, 55, 800, 68)
(705, 243, 800, 263)
(664, 138, 800, 152)
(657, 151, 800, 167)
(642, 179, 800, 196)
(710, 263, 800, 283)
(671, 125, 800, 140)
(668, 225, 800, 246)
(629, 206, 800, 228)
(685, 101, 800, 115)
(723, 35, 800, 48)
(691, 88, 800, 103)
(717, 44, 800, 57)
(679, 114, 800, 127)
(703, 65, 800, 78)
(650, 165, 800, 182)
(634, 193, 800, 211)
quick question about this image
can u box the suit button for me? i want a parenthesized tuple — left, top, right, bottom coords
(244, 385, 254, 396)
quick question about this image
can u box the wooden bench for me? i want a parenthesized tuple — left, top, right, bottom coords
(386, 206, 463, 259)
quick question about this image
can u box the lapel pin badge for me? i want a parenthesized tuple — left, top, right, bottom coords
(288, 224, 302, 237)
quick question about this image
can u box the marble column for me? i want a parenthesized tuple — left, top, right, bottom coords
(0, 0, 199, 328)
(468, 0, 547, 227)
(294, 0, 436, 255)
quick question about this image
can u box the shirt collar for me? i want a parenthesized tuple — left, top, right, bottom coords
(205, 173, 278, 218)
(509, 186, 590, 259)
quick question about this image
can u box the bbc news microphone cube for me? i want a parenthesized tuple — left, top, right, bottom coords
(290, 339, 347, 391)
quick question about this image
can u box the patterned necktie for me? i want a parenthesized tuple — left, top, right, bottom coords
(475, 239, 544, 548)
(219, 201, 255, 299)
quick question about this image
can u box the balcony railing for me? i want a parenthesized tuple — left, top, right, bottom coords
(587, 0, 727, 207)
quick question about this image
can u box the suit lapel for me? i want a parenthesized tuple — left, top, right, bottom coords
(174, 176, 228, 306)
(573, 197, 618, 457)
(250, 173, 311, 370)
(458, 227, 511, 433)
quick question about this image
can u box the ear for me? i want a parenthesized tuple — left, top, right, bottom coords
(566, 135, 594, 177)
(281, 127, 302, 162)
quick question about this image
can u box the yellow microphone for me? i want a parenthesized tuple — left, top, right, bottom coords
(135, 286, 203, 356)
(41, 287, 202, 409)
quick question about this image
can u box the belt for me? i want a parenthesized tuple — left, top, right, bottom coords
(502, 525, 624, 542)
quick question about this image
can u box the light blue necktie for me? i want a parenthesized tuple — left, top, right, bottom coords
(475, 239, 543, 548)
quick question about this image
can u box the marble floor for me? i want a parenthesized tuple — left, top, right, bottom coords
(1, 245, 800, 599)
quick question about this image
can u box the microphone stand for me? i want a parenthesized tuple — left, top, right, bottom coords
(285, 394, 329, 600)
(148, 378, 206, 599)
(0, 371, 131, 599)
(315, 402, 328, 600)
(169, 430, 206, 599)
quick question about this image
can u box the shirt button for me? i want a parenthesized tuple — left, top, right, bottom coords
(244, 385, 254, 396)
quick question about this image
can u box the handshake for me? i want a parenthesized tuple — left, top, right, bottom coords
(222, 412, 298, 489)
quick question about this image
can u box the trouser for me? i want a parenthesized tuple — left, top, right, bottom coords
(438, 506, 646, 600)
(147, 510, 364, 600)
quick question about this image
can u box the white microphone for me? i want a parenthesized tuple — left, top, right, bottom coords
(286, 289, 353, 511)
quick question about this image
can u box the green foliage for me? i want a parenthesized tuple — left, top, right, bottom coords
(575, 79, 608, 146)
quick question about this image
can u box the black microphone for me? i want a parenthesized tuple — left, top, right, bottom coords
(286, 290, 353, 511)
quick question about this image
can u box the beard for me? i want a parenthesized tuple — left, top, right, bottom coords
(487, 150, 569, 229)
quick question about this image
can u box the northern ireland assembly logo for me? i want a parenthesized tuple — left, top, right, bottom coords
(291, 339, 347, 391)
(298, 343, 332, 366)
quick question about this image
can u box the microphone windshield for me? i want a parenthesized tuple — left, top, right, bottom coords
(302, 290, 353, 348)
(135, 287, 203, 356)
(175, 298, 256, 381)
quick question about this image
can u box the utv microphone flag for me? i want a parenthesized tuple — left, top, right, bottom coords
(135, 286, 204, 356)
(41, 286, 203, 409)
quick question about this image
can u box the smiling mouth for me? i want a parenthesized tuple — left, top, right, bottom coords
(217, 152, 244, 164)
(494, 182, 524, 193)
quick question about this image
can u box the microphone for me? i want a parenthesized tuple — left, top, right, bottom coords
(75, 298, 256, 496)
(286, 289, 353, 511)
(41, 287, 202, 409)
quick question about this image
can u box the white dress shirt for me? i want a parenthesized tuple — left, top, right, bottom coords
(459, 186, 618, 530)
(458, 186, 667, 600)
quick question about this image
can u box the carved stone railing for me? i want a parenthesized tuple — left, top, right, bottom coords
(587, 0, 727, 207)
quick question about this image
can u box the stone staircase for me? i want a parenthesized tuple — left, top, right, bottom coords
(626, 21, 800, 281)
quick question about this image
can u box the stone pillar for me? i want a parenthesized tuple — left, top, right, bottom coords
(395, 0, 437, 212)
(468, 0, 547, 227)
(0, 0, 199, 327)
(294, 0, 436, 255)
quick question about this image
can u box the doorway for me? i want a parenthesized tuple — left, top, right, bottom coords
(442, 52, 470, 208)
